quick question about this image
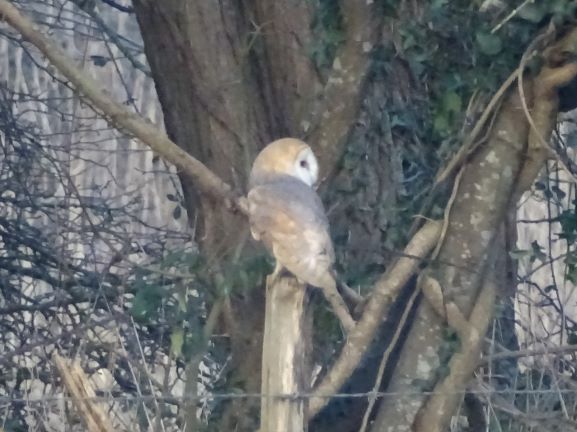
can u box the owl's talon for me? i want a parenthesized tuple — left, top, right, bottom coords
(338, 280, 365, 306)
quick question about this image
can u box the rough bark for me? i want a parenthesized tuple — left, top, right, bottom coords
(129, 2, 382, 430)
(371, 29, 577, 431)
(306, 0, 383, 177)
(132, 0, 263, 257)
(130, 3, 304, 429)
(413, 274, 497, 432)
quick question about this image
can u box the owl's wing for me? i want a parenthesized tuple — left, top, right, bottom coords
(247, 180, 335, 288)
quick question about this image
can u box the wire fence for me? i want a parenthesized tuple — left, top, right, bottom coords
(3, 387, 577, 404)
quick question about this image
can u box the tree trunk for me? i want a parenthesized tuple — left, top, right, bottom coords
(131, 1, 378, 429)
(371, 82, 529, 432)
(131, 2, 289, 428)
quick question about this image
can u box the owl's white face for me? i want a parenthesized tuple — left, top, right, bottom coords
(249, 138, 321, 189)
(292, 147, 319, 187)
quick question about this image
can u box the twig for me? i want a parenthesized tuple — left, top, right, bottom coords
(481, 343, 577, 364)
(76, 1, 150, 76)
(414, 277, 497, 432)
(322, 279, 356, 333)
(491, 0, 534, 34)
(433, 73, 515, 187)
(0, 0, 247, 214)
(433, 166, 465, 259)
(100, 0, 133, 14)
(359, 284, 420, 432)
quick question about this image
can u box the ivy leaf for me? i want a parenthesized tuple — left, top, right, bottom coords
(402, 32, 417, 50)
(552, 0, 571, 15)
(390, 114, 408, 128)
(442, 91, 462, 114)
(557, 210, 577, 241)
(131, 283, 163, 322)
(476, 31, 502, 56)
(433, 113, 449, 134)
(567, 264, 577, 284)
(170, 328, 184, 358)
(530, 240, 547, 263)
(518, 3, 547, 23)
(431, 0, 448, 9)
(176, 289, 188, 313)
(551, 185, 566, 200)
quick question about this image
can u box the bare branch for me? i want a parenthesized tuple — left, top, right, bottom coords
(0, 0, 247, 214)
(515, 27, 577, 195)
(359, 285, 421, 432)
(100, 0, 134, 14)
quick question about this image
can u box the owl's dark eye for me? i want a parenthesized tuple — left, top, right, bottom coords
(300, 159, 308, 168)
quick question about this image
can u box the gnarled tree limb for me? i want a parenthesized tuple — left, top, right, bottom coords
(372, 25, 577, 432)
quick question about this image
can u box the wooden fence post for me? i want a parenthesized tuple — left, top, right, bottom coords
(260, 276, 311, 432)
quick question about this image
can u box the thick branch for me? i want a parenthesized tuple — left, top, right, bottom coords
(514, 28, 577, 195)
(413, 276, 497, 432)
(310, 220, 441, 417)
(0, 0, 247, 214)
(306, 0, 383, 178)
(371, 85, 527, 432)
(253, 0, 319, 135)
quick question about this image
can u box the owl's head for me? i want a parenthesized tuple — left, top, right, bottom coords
(249, 138, 319, 188)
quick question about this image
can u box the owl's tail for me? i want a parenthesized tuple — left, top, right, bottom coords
(320, 278, 356, 334)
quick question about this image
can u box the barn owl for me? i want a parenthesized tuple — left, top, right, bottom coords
(247, 138, 355, 332)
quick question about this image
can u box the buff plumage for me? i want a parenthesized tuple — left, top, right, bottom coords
(247, 138, 355, 332)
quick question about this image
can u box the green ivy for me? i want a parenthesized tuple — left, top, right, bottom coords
(128, 246, 271, 361)
(392, 0, 576, 148)
(310, 0, 344, 71)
